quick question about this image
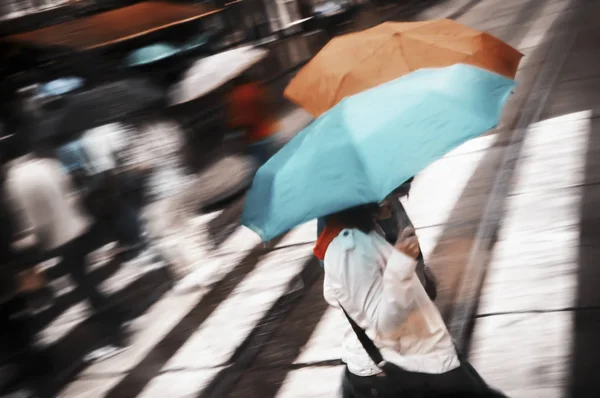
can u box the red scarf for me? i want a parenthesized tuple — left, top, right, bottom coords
(313, 220, 345, 261)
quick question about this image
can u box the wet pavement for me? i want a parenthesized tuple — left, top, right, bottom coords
(21, 0, 600, 397)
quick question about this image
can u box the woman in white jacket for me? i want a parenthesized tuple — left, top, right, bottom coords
(313, 203, 506, 398)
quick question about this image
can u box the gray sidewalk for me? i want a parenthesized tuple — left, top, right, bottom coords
(468, 0, 600, 397)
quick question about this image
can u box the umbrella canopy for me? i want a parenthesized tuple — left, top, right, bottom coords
(168, 46, 268, 106)
(242, 64, 516, 241)
(125, 43, 180, 67)
(40, 77, 85, 97)
(284, 19, 523, 117)
(46, 79, 163, 142)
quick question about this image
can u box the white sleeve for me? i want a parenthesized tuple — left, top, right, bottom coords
(324, 230, 418, 339)
(376, 250, 418, 336)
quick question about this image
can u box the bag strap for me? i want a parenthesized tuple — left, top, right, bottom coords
(339, 304, 387, 369)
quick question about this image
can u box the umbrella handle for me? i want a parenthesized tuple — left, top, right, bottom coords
(391, 199, 412, 232)
(391, 198, 426, 271)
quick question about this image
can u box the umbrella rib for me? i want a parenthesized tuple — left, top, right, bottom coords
(330, 40, 397, 108)
(330, 73, 350, 111)
(396, 35, 412, 72)
(409, 33, 476, 56)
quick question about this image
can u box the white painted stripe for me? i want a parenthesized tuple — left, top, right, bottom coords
(276, 219, 318, 248)
(402, 139, 493, 229)
(39, 302, 91, 347)
(218, 223, 262, 255)
(470, 311, 572, 397)
(511, 110, 592, 194)
(138, 367, 224, 398)
(57, 375, 123, 398)
(276, 366, 345, 398)
(444, 134, 497, 158)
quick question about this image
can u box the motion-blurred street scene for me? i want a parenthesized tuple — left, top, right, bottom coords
(0, 0, 599, 397)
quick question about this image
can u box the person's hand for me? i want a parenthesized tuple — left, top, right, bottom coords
(394, 227, 420, 259)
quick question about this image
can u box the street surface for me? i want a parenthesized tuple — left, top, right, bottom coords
(39, 0, 600, 397)
(469, 0, 600, 397)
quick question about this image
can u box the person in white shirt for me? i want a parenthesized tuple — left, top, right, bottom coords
(3, 144, 129, 359)
(314, 203, 506, 397)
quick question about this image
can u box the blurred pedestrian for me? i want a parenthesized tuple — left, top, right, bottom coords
(0, 150, 51, 398)
(3, 139, 130, 360)
(60, 123, 166, 265)
(79, 123, 144, 252)
(227, 73, 280, 166)
(314, 204, 506, 397)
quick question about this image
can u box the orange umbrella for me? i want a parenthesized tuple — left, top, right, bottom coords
(284, 19, 523, 117)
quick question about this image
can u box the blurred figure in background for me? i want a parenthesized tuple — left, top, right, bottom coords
(79, 123, 146, 257)
(227, 73, 280, 166)
(0, 147, 51, 398)
(56, 123, 167, 266)
(3, 137, 130, 361)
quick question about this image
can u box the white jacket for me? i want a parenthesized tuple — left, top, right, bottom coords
(323, 228, 460, 376)
(4, 157, 92, 251)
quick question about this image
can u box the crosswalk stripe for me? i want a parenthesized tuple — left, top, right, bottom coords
(39, 302, 90, 347)
(275, 366, 345, 398)
(139, 367, 225, 398)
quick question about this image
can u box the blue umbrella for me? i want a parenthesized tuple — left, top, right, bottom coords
(125, 43, 179, 67)
(40, 77, 84, 97)
(241, 64, 516, 241)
